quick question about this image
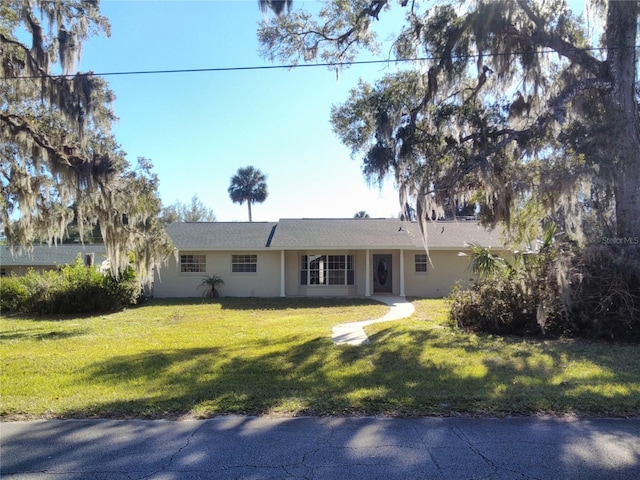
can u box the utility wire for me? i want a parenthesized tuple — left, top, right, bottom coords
(2, 45, 639, 80)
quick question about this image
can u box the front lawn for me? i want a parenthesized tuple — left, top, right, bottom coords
(1, 298, 638, 419)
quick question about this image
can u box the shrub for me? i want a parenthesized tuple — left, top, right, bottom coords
(0, 275, 30, 312)
(449, 280, 540, 335)
(568, 245, 640, 340)
(52, 259, 106, 313)
(0, 255, 142, 315)
(101, 266, 141, 311)
(450, 237, 640, 340)
(21, 269, 62, 314)
(449, 224, 566, 336)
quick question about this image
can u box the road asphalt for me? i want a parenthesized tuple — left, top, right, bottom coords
(2, 415, 640, 479)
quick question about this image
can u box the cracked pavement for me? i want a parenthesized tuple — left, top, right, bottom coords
(2, 416, 640, 479)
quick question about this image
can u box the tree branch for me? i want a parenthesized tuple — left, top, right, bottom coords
(1, 113, 84, 168)
(547, 77, 613, 122)
(1, 34, 85, 125)
(516, 0, 603, 76)
(409, 15, 475, 123)
(0, 33, 49, 78)
(421, 76, 613, 196)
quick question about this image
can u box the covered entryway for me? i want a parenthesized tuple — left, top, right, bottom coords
(373, 254, 392, 293)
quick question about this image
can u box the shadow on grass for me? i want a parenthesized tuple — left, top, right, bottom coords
(1, 310, 114, 322)
(2, 298, 386, 325)
(0, 328, 90, 341)
(146, 297, 383, 311)
(67, 322, 640, 419)
(70, 340, 328, 418)
(5, 297, 639, 477)
(368, 326, 640, 416)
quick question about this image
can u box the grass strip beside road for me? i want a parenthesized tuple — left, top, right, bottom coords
(1, 298, 639, 419)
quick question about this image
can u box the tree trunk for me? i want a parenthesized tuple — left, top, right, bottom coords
(248, 201, 253, 222)
(606, 1, 640, 239)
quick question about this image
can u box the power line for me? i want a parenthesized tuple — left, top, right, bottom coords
(2, 45, 638, 80)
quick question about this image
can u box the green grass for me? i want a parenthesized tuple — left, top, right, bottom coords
(1, 298, 639, 419)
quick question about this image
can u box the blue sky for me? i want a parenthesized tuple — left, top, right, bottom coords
(79, 0, 405, 222)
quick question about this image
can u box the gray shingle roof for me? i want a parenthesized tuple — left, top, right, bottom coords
(271, 218, 501, 249)
(165, 219, 502, 251)
(0, 244, 107, 267)
(271, 218, 420, 249)
(165, 222, 278, 250)
(417, 220, 503, 249)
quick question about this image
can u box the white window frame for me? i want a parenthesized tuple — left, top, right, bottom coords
(300, 254, 354, 286)
(231, 254, 257, 273)
(180, 254, 206, 273)
(415, 254, 428, 273)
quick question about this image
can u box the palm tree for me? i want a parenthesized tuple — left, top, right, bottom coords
(199, 274, 225, 299)
(228, 166, 268, 222)
(466, 243, 507, 282)
(354, 211, 370, 218)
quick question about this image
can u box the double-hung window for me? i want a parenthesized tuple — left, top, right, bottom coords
(232, 254, 257, 273)
(180, 254, 206, 273)
(415, 254, 428, 273)
(300, 255, 354, 285)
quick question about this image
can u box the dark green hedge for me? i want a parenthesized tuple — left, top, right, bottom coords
(1, 256, 141, 314)
(449, 245, 640, 341)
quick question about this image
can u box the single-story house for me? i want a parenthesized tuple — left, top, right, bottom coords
(154, 218, 505, 298)
(0, 244, 108, 277)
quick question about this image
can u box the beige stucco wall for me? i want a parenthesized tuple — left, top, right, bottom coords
(153, 251, 281, 298)
(403, 249, 476, 298)
(154, 247, 501, 298)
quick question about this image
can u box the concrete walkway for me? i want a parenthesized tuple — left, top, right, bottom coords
(332, 296, 415, 345)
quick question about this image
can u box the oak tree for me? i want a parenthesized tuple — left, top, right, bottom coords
(259, 0, 640, 244)
(1, 0, 171, 284)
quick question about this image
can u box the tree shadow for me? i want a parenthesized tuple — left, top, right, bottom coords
(68, 341, 327, 418)
(1, 310, 112, 322)
(216, 296, 384, 311)
(64, 320, 640, 420)
(365, 325, 640, 416)
(4, 302, 639, 477)
(4, 414, 639, 479)
(146, 297, 384, 311)
(0, 328, 89, 341)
